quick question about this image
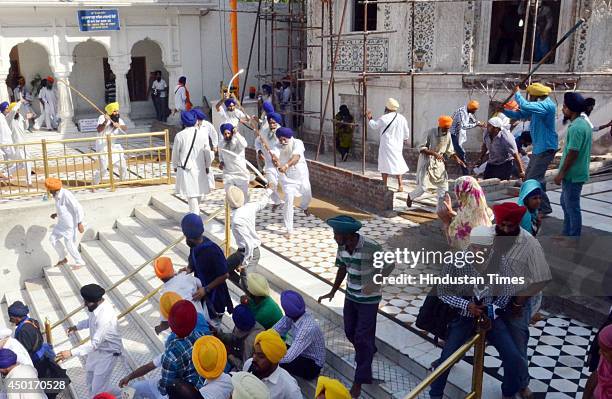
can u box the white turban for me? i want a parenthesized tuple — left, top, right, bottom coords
(470, 225, 495, 246)
(231, 371, 271, 399)
(226, 186, 245, 209)
(0, 328, 12, 339)
(488, 115, 511, 132)
(386, 98, 399, 111)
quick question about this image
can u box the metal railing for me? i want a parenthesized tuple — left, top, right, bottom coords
(45, 204, 229, 346)
(1, 130, 171, 199)
(404, 319, 488, 399)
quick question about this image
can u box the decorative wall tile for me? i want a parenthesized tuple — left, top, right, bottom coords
(412, 2, 435, 67)
(326, 37, 389, 72)
(383, 4, 392, 31)
(461, 0, 475, 71)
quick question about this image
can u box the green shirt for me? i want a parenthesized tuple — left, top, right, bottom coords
(247, 296, 283, 329)
(559, 116, 592, 183)
(335, 234, 394, 304)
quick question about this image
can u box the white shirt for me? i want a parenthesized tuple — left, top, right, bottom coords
(271, 138, 309, 188)
(255, 128, 279, 173)
(95, 114, 126, 152)
(9, 103, 28, 145)
(243, 359, 302, 399)
(174, 85, 187, 111)
(151, 79, 168, 98)
(231, 190, 271, 264)
(368, 112, 410, 175)
(0, 113, 13, 145)
(172, 125, 214, 198)
(219, 133, 250, 182)
(72, 300, 123, 372)
(219, 107, 247, 129)
(199, 373, 233, 399)
(5, 364, 46, 399)
(52, 188, 84, 241)
(0, 337, 34, 367)
(160, 273, 205, 319)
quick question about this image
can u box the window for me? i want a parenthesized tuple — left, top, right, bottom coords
(488, 0, 560, 64)
(127, 56, 147, 101)
(352, 0, 377, 32)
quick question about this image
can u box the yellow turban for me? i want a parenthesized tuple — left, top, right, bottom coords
(105, 102, 120, 114)
(8, 102, 18, 113)
(526, 83, 552, 97)
(247, 273, 270, 297)
(192, 336, 227, 380)
(44, 177, 62, 191)
(438, 115, 453, 129)
(159, 291, 181, 320)
(385, 98, 399, 112)
(467, 100, 480, 111)
(254, 329, 287, 364)
(315, 376, 351, 399)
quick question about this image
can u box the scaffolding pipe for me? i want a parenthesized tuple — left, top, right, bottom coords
(528, 0, 540, 85)
(518, 0, 531, 68)
(329, 0, 337, 166)
(410, 0, 415, 148)
(362, 0, 369, 174)
(240, 0, 264, 102)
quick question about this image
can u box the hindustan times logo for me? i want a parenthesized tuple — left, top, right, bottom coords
(372, 248, 487, 269)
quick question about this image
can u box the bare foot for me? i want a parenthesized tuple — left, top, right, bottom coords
(54, 258, 68, 267)
(405, 196, 412, 208)
(350, 383, 361, 398)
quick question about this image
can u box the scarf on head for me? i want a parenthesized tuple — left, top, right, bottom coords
(517, 179, 542, 235)
(449, 176, 494, 250)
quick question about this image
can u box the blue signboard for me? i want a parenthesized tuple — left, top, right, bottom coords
(78, 9, 120, 32)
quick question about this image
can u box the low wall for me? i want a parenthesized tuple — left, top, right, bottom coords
(245, 148, 394, 212)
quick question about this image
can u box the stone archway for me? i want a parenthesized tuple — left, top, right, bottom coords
(129, 39, 169, 120)
(71, 40, 110, 118)
(6, 41, 53, 114)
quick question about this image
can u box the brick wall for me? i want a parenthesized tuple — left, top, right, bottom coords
(245, 148, 395, 212)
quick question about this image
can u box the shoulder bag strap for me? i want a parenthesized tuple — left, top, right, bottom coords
(381, 112, 398, 136)
(181, 128, 199, 170)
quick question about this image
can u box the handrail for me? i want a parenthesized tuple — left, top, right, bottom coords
(404, 320, 488, 399)
(48, 205, 226, 332)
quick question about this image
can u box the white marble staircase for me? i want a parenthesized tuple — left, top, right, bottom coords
(0, 192, 491, 399)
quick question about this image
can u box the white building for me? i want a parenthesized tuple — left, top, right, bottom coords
(303, 0, 612, 154)
(0, 0, 288, 131)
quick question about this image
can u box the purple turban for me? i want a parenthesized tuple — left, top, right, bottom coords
(232, 304, 256, 332)
(563, 92, 586, 113)
(181, 213, 204, 239)
(275, 127, 294, 139)
(262, 101, 274, 115)
(0, 102, 8, 113)
(220, 123, 234, 134)
(181, 110, 197, 127)
(280, 290, 305, 319)
(225, 98, 237, 108)
(267, 112, 282, 125)
(192, 108, 207, 121)
(0, 348, 17, 368)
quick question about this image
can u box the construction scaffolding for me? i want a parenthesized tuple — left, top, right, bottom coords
(214, 0, 609, 175)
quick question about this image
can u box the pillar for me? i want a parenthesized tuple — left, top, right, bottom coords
(0, 70, 10, 102)
(54, 71, 78, 133)
(108, 57, 134, 128)
(165, 65, 183, 112)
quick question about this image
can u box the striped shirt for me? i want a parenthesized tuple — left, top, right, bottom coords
(335, 234, 392, 304)
(273, 312, 326, 367)
(500, 228, 552, 291)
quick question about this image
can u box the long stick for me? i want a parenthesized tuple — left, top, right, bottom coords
(500, 18, 585, 105)
(220, 148, 268, 184)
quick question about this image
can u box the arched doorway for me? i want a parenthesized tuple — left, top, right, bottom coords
(71, 40, 109, 118)
(129, 39, 169, 120)
(6, 41, 53, 115)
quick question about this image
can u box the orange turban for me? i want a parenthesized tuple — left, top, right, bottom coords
(154, 257, 174, 280)
(44, 177, 62, 191)
(438, 115, 453, 129)
(503, 100, 519, 111)
(159, 291, 181, 320)
(46, 76, 54, 83)
(467, 100, 479, 111)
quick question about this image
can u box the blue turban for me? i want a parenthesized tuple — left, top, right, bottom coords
(564, 92, 586, 113)
(7, 301, 29, 318)
(262, 101, 274, 115)
(0, 102, 8, 113)
(326, 215, 363, 234)
(262, 84, 272, 93)
(220, 123, 234, 134)
(192, 108, 207, 121)
(267, 112, 282, 125)
(280, 290, 305, 319)
(225, 98, 237, 108)
(181, 213, 204, 239)
(181, 110, 197, 127)
(232, 304, 256, 332)
(0, 349, 17, 368)
(275, 127, 294, 139)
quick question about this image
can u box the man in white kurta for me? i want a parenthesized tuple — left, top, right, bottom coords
(93, 102, 128, 186)
(0, 329, 34, 368)
(216, 95, 250, 128)
(34, 77, 58, 131)
(0, 348, 46, 399)
(219, 123, 250, 201)
(172, 110, 213, 215)
(45, 177, 85, 267)
(367, 98, 410, 191)
(269, 127, 311, 239)
(58, 284, 123, 398)
(254, 112, 283, 207)
(0, 102, 16, 178)
(7, 102, 32, 185)
(193, 109, 219, 192)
